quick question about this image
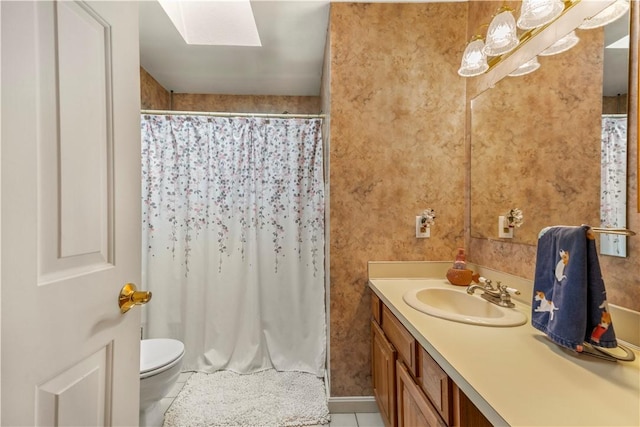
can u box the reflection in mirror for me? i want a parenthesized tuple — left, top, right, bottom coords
(470, 13, 630, 249)
(600, 11, 629, 257)
(600, 116, 627, 256)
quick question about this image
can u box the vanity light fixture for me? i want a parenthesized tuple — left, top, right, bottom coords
(507, 56, 541, 76)
(458, 35, 489, 77)
(517, 0, 565, 30)
(578, 0, 629, 30)
(483, 7, 520, 56)
(457, 0, 583, 79)
(539, 30, 580, 56)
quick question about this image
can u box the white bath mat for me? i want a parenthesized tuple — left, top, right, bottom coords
(163, 369, 330, 427)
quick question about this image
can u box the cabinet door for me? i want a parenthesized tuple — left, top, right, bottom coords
(372, 320, 397, 427)
(397, 361, 446, 427)
(418, 347, 453, 425)
(382, 305, 417, 375)
(453, 384, 494, 427)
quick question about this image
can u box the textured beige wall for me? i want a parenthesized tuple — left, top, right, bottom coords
(466, 3, 640, 312)
(329, 2, 467, 396)
(171, 93, 321, 114)
(603, 94, 628, 114)
(140, 67, 321, 114)
(140, 67, 170, 110)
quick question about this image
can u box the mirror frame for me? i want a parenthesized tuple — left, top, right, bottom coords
(634, 1, 639, 213)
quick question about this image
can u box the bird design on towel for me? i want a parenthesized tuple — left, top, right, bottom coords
(555, 249, 569, 282)
(534, 291, 559, 321)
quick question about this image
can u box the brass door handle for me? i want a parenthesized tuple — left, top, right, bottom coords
(119, 283, 152, 313)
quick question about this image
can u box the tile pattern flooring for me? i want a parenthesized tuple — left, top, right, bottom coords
(326, 413, 385, 427)
(158, 372, 384, 427)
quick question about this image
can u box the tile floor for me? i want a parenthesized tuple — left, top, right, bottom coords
(158, 372, 385, 427)
(325, 413, 384, 427)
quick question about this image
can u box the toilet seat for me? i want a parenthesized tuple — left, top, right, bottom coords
(140, 339, 185, 379)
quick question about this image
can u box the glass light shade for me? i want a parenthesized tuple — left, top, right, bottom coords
(508, 57, 540, 77)
(483, 10, 519, 56)
(539, 31, 580, 56)
(517, 0, 564, 30)
(579, 0, 629, 30)
(458, 39, 489, 77)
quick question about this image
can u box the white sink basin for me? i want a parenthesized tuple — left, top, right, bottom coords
(403, 287, 527, 327)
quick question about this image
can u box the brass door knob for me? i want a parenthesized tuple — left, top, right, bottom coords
(119, 283, 152, 313)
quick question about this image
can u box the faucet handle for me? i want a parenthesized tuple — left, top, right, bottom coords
(497, 281, 520, 295)
(479, 277, 494, 290)
(495, 282, 520, 308)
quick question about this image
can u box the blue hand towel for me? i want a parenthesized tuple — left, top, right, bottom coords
(532, 225, 617, 352)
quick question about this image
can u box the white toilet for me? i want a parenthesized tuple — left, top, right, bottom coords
(140, 338, 185, 427)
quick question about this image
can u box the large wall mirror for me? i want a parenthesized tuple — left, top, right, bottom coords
(470, 4, 635, 258)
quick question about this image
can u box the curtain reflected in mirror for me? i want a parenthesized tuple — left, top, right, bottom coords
(600, 115, 627, 256)
(599, 7, 630, 257)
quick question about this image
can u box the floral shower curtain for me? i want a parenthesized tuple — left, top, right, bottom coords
(600, 116, 627, 257)
(141, 114, 326, 376)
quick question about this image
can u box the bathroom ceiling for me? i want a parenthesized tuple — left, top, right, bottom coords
(138, 0, 463, 96)
(138, 0, 629, 97)
(139, 0, 331, 96)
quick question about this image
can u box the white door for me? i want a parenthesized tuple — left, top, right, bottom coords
(1, 1, 142, 425)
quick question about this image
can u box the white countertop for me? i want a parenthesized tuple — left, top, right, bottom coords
(369, 278, 640, 427)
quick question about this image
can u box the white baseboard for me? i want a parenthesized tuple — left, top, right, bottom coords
(328, 396, 379, 413)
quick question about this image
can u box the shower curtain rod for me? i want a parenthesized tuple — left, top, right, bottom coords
(141, 109, 325, 119)
(601, 114, 627, 118)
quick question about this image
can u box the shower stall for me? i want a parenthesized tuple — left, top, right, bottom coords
(140, 112, 327, 377)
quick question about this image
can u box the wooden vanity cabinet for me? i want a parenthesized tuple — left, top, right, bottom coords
(371, 291, 492, 427)
(397, 361, 446, 427)
(381, 305, 417, 375)
(417, 347, 452, 425)
(372, 320, 397, 427)
(372, 291, 382, 325)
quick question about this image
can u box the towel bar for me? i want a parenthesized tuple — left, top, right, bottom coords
(591, 227, 636, 236)
(581, 342, 636, 362)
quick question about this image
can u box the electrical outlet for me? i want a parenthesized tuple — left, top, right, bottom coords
(416, 216, 430, 238)
(498, 216, 513, 238)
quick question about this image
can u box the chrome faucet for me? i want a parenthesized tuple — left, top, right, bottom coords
(467, 278, 520, 308)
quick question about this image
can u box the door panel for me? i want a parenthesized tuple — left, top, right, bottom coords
(36, 344, 112, 426)
(1, 1, 141, 425)
(38, 0, 114, 283)
(56, 0, 111, 260)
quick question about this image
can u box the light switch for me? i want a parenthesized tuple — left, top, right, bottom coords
(498, 216, 513, 238)
(416, 216, 430, 238)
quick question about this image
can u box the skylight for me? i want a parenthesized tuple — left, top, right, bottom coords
(158, 0, 262, 46)
(606, 35, 629, 49)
